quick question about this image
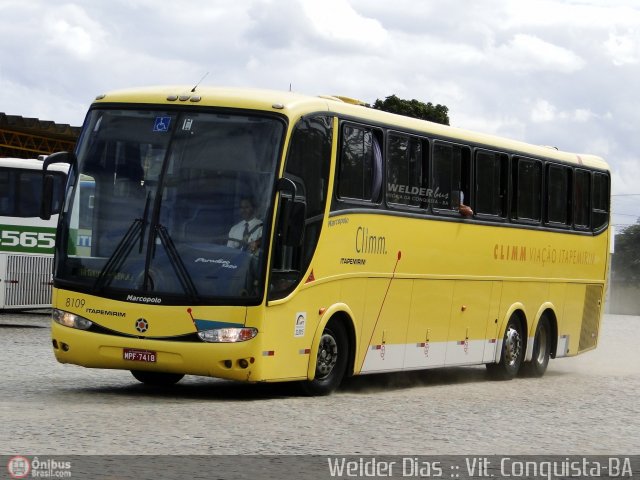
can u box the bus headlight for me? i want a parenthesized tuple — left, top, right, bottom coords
(52, 309, 93, 330)
(197, 327, 257, 343)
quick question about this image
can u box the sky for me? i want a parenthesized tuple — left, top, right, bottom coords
(0, 0, 638, 229)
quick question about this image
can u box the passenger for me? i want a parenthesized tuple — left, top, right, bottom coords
(227, 196, 262, 252)
(458, 191, 474, 217)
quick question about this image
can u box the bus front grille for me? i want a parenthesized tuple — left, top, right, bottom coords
(579, 284, 602, 352)
(4, 255, 54, 308)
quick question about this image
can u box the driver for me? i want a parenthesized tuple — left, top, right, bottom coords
(227, 196, 262, 252)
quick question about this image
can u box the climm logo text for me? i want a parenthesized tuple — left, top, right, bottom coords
(355, 226, 387, 254)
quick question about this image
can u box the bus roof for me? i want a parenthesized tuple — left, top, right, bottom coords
(93, 86, 609, 171)
(0, 157, 69, 174)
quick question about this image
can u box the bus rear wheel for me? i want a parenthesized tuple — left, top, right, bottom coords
(131, 370, 184, 386)
(300, 321, 348, 396)
(520, 316, 551, 377)
(487, 315, 524, 380)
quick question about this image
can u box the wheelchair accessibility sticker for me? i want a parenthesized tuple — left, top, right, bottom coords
(153, 116, 171, 132)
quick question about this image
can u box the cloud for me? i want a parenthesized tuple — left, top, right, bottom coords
(531, 100, 558, 123)
(44, 5, 105, 59)
(489, 34, 586, 73)
(302, 0, 388, 49)
(0, 76, 85, 125)
(0, 0, 638, 216)
(605, 29, 640, 65)
(502, 0, 640, 31)
(530, 100, 596, 123)
(245, 0, 388, 56)
(574, 109, 597, 122)
(611, 158, 640, 199)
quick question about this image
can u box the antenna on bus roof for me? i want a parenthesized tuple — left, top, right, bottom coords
(191, 72, 209, 93)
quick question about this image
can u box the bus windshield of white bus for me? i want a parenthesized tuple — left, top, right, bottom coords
(56, 108, 285, 304)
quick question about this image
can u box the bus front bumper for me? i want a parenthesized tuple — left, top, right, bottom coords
(51, 321, 265, 382)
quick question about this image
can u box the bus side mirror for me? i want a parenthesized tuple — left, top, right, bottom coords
(40, 174, 55, 220)
(43, 151, 73, 171)
(40, 151, 76, 221)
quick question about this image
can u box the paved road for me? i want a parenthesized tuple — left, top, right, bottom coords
(0, 312, 638, 456)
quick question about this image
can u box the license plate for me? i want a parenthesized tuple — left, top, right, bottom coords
(123, 348, 157, 363)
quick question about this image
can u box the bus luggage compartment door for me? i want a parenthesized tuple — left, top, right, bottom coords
(3, 254, 53, 308)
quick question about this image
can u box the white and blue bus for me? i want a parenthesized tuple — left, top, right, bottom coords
(0, 157, 68, 309)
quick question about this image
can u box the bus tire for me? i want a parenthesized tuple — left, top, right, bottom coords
(520, 316, 551, 377)
(300, 321, 348, 396)
(487, 315, 524, 380)
(131, 370, 184, 386)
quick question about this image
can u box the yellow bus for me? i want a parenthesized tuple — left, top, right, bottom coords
(41, 87, 610, 395)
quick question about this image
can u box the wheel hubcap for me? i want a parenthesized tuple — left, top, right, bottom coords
(316, 332, 338, 379)
(504, 326, 522, 367)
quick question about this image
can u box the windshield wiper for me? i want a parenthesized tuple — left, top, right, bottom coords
(155, 224, 199, 302)
(139, 192, 151, 253)
(94, 192, 152, 292)
(93, 218, 143, 292)
(93, 192, 151, 290)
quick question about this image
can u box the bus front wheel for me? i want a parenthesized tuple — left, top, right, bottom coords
(520, 316, 551, 377)
(487, 315, 524, 380)
(131, 370, 185, 386)
(300, 321, 348, 396)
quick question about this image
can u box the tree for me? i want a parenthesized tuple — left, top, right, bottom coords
(612, 221, 640, 282)
(371, 94, 450, 125)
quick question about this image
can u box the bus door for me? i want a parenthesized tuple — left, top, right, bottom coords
(445, 280, 501, 365)
(403, 279, 454, 369)
(360, 277, 412, 373)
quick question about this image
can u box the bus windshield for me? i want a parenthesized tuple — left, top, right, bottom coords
(57, 108, 284, 304)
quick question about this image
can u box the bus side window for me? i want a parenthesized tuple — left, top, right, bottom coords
(574, 169, 591, 229)
(474, 150, 507, 218)
(386, 133, 427, 209)
(0, 170, 12, 215)
(592, 172, 609, 231)
(546, 164, 571, 226)
(432, 141, 471, 215)
(512, 157, 542, 223)
(18, 170, 42, 217)
(337, 124, 382, 203)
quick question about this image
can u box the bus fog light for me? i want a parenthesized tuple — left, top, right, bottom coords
(197, 327, 257, 343)
(52, 309, 93, 330)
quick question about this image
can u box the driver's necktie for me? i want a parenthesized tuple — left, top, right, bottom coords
(242, 222, 250, 249)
